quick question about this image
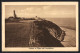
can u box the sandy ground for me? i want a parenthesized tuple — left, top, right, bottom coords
(61, 27, 76, 47)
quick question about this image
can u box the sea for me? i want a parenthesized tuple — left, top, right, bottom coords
(45, 18, 76, 30)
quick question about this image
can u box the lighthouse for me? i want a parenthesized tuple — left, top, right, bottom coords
(14, 10, 17, 18)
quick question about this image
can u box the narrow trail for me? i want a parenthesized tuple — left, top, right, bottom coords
(29, 22, 41, 47)
(29, 22, 35, 47)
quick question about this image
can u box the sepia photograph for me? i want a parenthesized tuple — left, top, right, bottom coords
(2, 2, 79, 51)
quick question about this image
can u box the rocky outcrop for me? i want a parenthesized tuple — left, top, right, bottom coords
(33, 20, 65, 47)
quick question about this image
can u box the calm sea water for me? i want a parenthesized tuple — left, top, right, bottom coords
(45, 18, 76, 29)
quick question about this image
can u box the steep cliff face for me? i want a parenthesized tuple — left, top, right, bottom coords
(34, 20, 63, 38)
(29, 20, 64, 47)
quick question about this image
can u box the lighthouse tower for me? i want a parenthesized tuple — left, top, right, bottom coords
(13, 10, 17, 18)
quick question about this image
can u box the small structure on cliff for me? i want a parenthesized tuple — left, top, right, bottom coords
(35, 16, 45, 21)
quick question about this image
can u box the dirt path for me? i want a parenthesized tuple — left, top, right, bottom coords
(61, 27, 76, 47)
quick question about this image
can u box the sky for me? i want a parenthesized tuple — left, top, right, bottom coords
(5, 5, 76, 18)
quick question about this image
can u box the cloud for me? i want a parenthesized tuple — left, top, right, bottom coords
(5, 5, 76, 18)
